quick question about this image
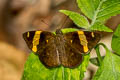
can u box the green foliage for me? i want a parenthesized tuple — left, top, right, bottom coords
(111, 25, 120, 55)
(77, 0, 120, 22)
(90, 22, 113, 32)
(22, 28, 90, 80)
(61, 28, 79, 33)
(60, 0, 120, 32)
(91, 24, 120, 80)
(53, 28, 79, 34)
(89, 24, 120, 80)
(59, 10, 90, 28)
(92, 43, 120, 80)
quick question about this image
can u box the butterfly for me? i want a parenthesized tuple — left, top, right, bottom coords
(23, 29, 100, 68)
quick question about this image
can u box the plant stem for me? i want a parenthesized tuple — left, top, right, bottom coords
(95, 45, 103, 66)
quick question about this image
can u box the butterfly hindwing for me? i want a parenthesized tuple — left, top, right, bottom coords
(60, 41, 83, 68)
(23, 31, 61, 68)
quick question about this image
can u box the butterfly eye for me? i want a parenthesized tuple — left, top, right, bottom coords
(46, 40, 48, 43)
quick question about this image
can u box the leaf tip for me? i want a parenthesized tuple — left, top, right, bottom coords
(59, 10, 66, 13)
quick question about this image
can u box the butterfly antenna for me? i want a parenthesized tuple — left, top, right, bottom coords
(60, 16, 68, 29)
(41, 20, 49, 26)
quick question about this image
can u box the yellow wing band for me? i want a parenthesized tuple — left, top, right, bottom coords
(78, 31, 89, 53)
(32, 31, 42, 52)
(83, 46, 88, 53)
(27, 32, 30, 38)
(78, 31, 84, 35)
(46, 40, 48, 43)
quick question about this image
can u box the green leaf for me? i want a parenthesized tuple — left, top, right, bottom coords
(22, 28, 90, 80)
(111, 24, 120, 55)
(97, 0, 120, 22)
(90, 22, 113, 32)
(77, 0, 96, 19)
(61, 28, 79, 33)
(53, 28, 78, 34)
(77, 0, 120, 31)
(77, 0, 120, 23)
(93, 43, 120, 80)
(60, 10, 90, 29)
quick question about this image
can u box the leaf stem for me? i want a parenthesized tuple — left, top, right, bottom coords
(95, 43, 110, 66)
(95, 45, 103, 66)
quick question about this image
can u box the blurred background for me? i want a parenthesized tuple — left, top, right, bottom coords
(0, 0, 120, 80)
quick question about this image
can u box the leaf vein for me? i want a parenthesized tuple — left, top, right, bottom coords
(111, 54, 118, 80)
(97, 10, 120, 19)
(99, 2, 120, 12)
(53, 69, 58, 80)
(73, 14, 88, 27)
(90, 0, 105, 26)
(78, 0, 89, 18)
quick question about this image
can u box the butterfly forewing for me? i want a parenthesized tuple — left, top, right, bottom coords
(63, 31, 101, 54)
(23, 31, 35, 50)
(64, 31, 84, 53)
(84, 32, 101, 50)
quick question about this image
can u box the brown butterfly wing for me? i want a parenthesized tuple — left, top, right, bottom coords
(64, 31, 101, 53)
(84, 32, 101, 50)
(60, 42, 83, 68)
(56, 31, 82, 68)
(23, 31, 61, 68)
(61, 31, 100, 68)
(23, 31, 35, 50)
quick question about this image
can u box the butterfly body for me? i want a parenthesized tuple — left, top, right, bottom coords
(23, 29, 100, 68)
